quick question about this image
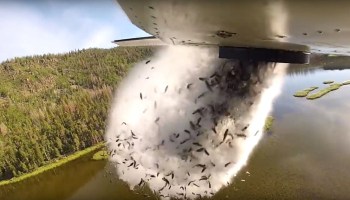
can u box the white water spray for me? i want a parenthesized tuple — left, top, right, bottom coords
(105, 45, 287, 199)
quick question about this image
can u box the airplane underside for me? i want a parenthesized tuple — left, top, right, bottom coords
(115, 0, 350, 64)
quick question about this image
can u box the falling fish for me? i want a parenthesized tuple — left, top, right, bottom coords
(186, 83, 193, 89)
(209, 72, 216, 78)
(193, 142, 202, 147)
(196, 148, 210, 156)
(224, 162, 232, 167)
(192, 107, 204, 115)
(254, 130, 259, 136)
(222, 129, 229, 141)
(180, 138, 190, 144)
(241, 125, 249, 131)
(205, 80, 213, 91)
(196, 117, 202, 125)
(155, 117, 160, 123)
(189, 121, 196, 130)
(197, 92, 207, 99)
(137, 178, 145, 186)
(236, 133, 247, 138)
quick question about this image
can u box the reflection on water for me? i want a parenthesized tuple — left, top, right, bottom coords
(287, 54, 350, 77)
(2, 57, 350, 200)
(232, 66, 350, 199)
(67, 162, 150, 200)
(0, 154, 104, 200)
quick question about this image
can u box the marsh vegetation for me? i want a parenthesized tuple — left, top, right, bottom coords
(293, 87, 318, 97)
(294, 80, 350, 100)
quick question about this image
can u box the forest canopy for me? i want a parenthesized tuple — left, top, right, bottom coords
(0, 47, 154, 180)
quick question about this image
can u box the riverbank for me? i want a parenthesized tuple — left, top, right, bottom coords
(0, 143, 105, 187)
(92, 150, 108, 161)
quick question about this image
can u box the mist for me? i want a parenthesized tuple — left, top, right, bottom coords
(105, 45, 287, 199)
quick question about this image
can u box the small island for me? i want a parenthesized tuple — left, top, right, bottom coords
(264, 116, 274, 132)
(323, 80, 334, 84)
(293, 87, 319, 97)
(294, 80, 350, 100)
(343, 80, 350, 85)
(306, 83, 342, 100)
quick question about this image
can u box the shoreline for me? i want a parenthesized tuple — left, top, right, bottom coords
(0, 143, 105, 187)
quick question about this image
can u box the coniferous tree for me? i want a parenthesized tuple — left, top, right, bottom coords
(0, 46, 155, 181)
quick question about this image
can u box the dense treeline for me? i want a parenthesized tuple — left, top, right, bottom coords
(0, 47, 154, 180)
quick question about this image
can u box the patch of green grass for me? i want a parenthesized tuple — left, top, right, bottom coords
(342, 80, 350, 85)
(323, 80, 334, 84)
(0, 143, 104, 187)
(306, 83, 342, 100)
(293, 87, 318, 97)
(264, 116, 274, 132)
(92, 150, 108, 161)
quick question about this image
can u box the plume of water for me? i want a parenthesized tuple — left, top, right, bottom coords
(105, 45, 287, 199)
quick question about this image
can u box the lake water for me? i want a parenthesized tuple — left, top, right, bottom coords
(2, 60, 350, 200)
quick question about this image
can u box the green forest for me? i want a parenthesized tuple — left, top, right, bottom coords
(0, 47, 154, 181)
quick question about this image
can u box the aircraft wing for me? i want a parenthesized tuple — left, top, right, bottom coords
(115, 0, 350, 63)
(113, 36, 166, 46)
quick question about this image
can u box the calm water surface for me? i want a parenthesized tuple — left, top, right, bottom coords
(2, 64, 350, 200)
